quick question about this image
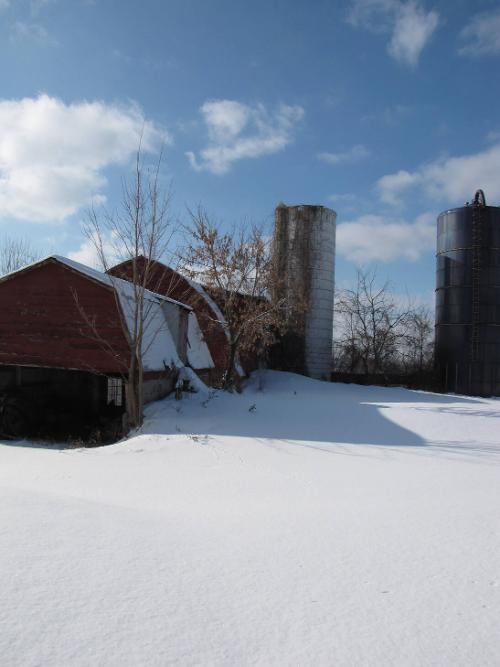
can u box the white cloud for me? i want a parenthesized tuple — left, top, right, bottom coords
(347, 0, 439, 66)
(459, 9, 500, 57)
(202, 100, 250, 144)
(388, 2, 439, 66)
(377, 169, 421, 204)
(0, 94, 168, 223)
(67, 234, 123, 269)
(318, 145, 370, 165)
(186, 100, 304, 174)
(67, 238, 104, 269)
(377, 142, 500, 206)
(337, 212, 435, 263)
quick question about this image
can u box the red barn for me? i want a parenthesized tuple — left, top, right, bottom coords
(0, 256, 190, 440)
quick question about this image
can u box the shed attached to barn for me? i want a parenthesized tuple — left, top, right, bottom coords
(108, 257, 233, 385)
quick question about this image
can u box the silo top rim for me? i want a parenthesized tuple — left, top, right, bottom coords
(438, 204, 500, 217)
(276, 203, 336, 212)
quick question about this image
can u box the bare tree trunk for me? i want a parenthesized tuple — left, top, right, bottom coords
(137, 360, 144, 425)
(126, 354, 141, 428)
(224, 341, 238, 390)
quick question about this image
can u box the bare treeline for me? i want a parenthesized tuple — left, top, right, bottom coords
(0, 236, 40, 276)
(334, 269, 434, 377)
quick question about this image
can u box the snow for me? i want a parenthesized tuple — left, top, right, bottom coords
(1, 371, 500, 666)
(175, 365, 209, 394)
(186, 312, 215, 369)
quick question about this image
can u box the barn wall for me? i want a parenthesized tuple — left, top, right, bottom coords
(0, 261, 130, 374)
(142, 374, 176, 404)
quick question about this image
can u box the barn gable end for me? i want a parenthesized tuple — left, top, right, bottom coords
(0, 258, 130, 374)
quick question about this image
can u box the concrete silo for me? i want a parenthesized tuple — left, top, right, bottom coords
(435, 189, 500, 395)
(273, 204, 336, 380)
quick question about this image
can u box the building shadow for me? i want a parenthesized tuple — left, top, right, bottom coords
(143, 371, 491, 451)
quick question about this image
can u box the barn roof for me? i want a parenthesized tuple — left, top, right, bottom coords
(0, 255, 192, 311)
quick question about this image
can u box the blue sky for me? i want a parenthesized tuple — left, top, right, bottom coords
(1, 0, 499, 303)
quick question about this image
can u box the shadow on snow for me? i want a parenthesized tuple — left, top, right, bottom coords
(144, 371, 490, 451)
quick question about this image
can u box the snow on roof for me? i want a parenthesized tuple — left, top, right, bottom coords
(0, 255, 192, 311)
(55, 256, 192, 310)
(187, 312, 215, 370)
(0, 255, 189, 372)
(186, 276, 230, 341)
(116, 286, 183, 371)
(185, 277, 248, 376)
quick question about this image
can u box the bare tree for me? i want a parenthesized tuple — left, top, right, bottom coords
(83, 148, 173, 427)
(0, 236, 40, 276)
(400, 305, 434, 374)
(180, 207, 286, 389)
(334, 269, 411, 375)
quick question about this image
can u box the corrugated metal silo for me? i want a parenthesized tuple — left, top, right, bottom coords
(435, 190, 500, 395)
(274, 204, 336, 380)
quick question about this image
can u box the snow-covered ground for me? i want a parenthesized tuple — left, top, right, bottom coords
(1, 371, 499, 666)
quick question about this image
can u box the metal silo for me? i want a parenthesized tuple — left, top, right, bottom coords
(273, 204, 336, 380)
(435, 190, 500, 395)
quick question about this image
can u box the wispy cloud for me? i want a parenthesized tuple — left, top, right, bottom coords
(30, 0, 56, 15)
(318, 144, 370, 165)
(0, 94, 168, 224)
(347, 0, 439, 67)
(362, 103, 412, 125)
(111, 48, 178, 72)
(11, 21, 57, 46)
(328, 193, 358, 203)
(487, 129, 500, 143)
(0, 0, 10, 10)
(377, 142, 500, 206)
(459, 8, 500, 57)
(186, 100, 304, 175)
(348, 0, 397, 32)
(337, 212, 435, 263)
(388, 1, 439, 66)
(328, 193, 359, 213)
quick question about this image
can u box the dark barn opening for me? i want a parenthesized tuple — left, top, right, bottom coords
(0, 365, 125, 443)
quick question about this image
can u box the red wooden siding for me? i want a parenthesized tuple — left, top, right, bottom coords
(0, 259, 130, 374)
